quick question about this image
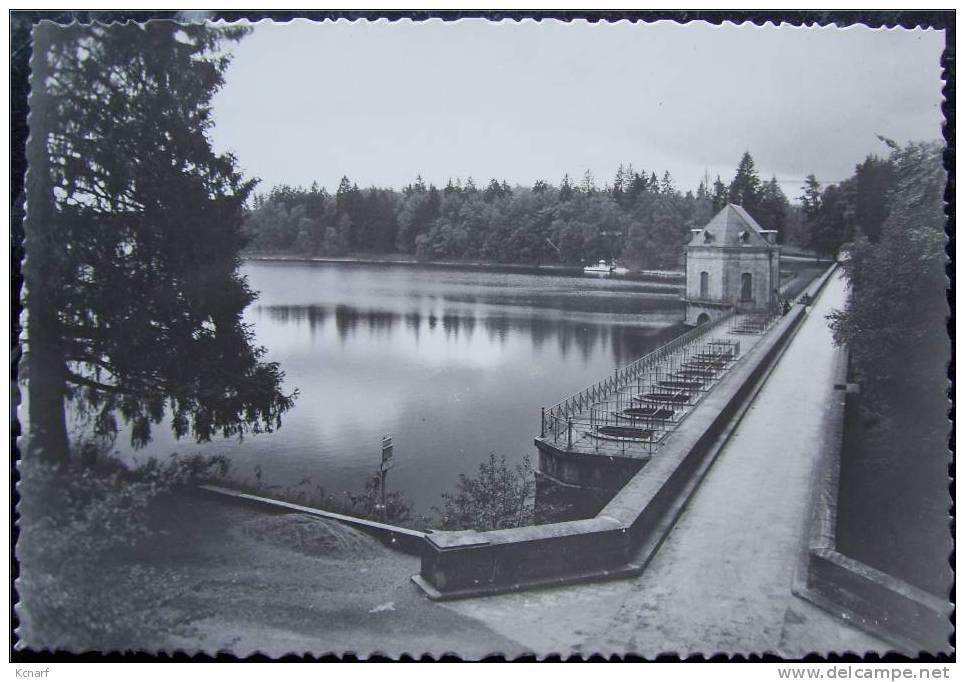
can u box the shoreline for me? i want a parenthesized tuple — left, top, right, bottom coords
(242, 253, 687, 283)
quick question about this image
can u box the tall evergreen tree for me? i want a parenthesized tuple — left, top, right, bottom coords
(852, 154, 898, 242)
(660, 171, 676, 196)
(727, 151, 762, 213)
(558, 173, 574, 202)
(805, 179, 856, 257)
(24, 21, 295, 461)
(799, 174, 823, 221)
(483, 178, 505, 202)
(335, 176, 354, 214)
(696, 179, 709, 200)
(580, 169, 597, 195)
(756, 177, 789, 240)
(711, 175, 729, 212)
(611, 163, 627, 203)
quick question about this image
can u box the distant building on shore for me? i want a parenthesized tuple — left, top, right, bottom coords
(684, 204, 780, 326)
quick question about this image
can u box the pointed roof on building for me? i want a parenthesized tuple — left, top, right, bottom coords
(690, 203, 777, 247)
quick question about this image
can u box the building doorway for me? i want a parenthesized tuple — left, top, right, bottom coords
(741, 273, 753, 302)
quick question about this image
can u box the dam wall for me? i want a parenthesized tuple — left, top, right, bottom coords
(413, 264, 841, 600)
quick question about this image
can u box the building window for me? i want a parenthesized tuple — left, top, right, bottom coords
(699, 271, 709, 298)
(741, 272, 753, 301)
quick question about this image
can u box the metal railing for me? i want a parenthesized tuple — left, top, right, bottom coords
(539, 338, 741, 456)
(540, 311, 734, 435)
(726, 305, 783, 336)
(540, 310, 736, 437)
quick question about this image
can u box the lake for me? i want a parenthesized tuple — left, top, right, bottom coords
(102, 260, 688, 515)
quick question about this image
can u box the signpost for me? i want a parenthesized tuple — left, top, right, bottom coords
(381, 435, 393, 470)
(379, 436, 393, 521)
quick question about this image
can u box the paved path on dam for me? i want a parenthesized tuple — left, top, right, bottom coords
(443, 270, 887, 657)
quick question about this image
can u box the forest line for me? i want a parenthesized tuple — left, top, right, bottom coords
(243, 150, 898, 270)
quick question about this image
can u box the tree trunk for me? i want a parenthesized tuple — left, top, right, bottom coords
(23, 23, 69, 464)
(25, 322, 69, 464)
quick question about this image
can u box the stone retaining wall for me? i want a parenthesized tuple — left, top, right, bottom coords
(197, 484, 427, 555)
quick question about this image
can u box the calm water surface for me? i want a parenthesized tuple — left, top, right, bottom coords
(113, 261, 687, 514)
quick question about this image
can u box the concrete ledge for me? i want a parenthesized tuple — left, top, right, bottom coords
(197, 484, 428, 555)
(412, 554, 644, 601)
(533, 441, 646, 491)
(793, 325, 952, 654)
(801, 548, 951, 654)
(414, 264, 842, 600)
(418, 516, 630, 598)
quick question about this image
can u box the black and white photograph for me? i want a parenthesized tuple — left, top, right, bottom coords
(10, 10, 953, 663)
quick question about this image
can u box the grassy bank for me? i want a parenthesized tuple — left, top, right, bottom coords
(15, 456, 517, 655)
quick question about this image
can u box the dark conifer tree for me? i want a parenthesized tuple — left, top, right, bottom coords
(24, 22, 295, 461)
(660, 171, 676, 195)
(581, 169, 596, 195)
(558, 173, 574, 202)
(852, 155, 897, 242)
(799, 174, 823, 220)
(484, 178, 504, 202)
(711, 176, 729, 212)
(756, 177, 790, 240)
(727, 151, 762, 213)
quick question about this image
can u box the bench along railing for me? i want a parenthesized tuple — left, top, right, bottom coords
(540, 310, 736, 437)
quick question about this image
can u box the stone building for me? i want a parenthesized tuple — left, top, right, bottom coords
(684, 203, 780, 326)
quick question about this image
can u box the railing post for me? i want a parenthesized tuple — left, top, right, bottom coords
(567, 417, 573, 449)
(540, 407, 545, 438)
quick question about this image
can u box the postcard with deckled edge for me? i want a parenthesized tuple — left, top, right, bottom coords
(11, 12, 952, 660)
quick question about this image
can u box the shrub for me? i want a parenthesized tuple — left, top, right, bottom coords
(435, 453, 535, 531)
(15, 449, 229, 651)
(237, 467, 417, 527)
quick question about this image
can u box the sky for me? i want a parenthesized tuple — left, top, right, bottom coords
(209, 19, 945, 198)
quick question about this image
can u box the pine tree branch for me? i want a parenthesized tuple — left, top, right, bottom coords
(64, 369, 136, 396)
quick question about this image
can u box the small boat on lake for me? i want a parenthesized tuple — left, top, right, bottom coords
(583, 260, 630, 276)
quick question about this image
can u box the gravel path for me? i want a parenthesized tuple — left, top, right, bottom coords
(133, 495, 519, 658)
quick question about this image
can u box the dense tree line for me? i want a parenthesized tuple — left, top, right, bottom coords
(801, 139, 945, 418)
(828, 139, 946, 429)
(242, 154, 792, 270)
(798, 148, 898, 257)
(826, 141, 947, 593)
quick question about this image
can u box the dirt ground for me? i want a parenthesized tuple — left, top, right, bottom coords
(127, 492, 520, 658)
